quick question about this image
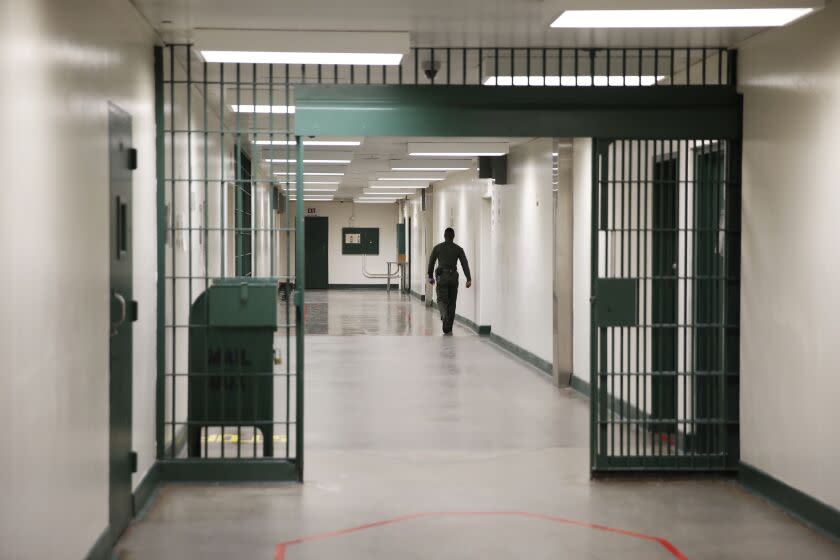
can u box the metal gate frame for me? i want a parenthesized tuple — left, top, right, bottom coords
(154, 44, 742, 482)
(589, 137, 742, 472)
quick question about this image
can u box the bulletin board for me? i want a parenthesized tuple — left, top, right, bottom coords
(342, 227, 379, 255)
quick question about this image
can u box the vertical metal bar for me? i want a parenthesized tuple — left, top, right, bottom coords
(619, 139, 626, 457)
(252, 61, 259, 457)
(462, 48, 467, 85)
(430, 48, 435, 85)
(414, 48, 419, 84)
(186, 45, 195, 459)
(654, 49, 659, 87)
(717, 49, 723, 86)
(542, 48, 546, 86)
(643, 138, 649, 458)
(169, 45, 177, 458)
(590, 140, 601, 470)
(334, 64, 338, 84)
(203, 58, 210, 459)
(638, 48, 642, 87)
(558, 48, 563, 87)
(295, 137, 305, 481)
(609, 140, 615, 459)
(284, 64, 292, 459)
(670, 49, 675, 85)
(526, 47, 531, 85)
(509, 48, 514, 86)
(574, 49, 578, 86)
(686, 48, 691, 86)
(478, 48, 483, 85)
(495, 48, 499, 86)
(622, 49, 626, 87)
(220, 62, 226, 278)
(635, 139, 641, 456)
(683, 139, 690, 460)
(702, 48, 707, 86)
(154, 46, 166, 460)
(446, 48, 451, 84)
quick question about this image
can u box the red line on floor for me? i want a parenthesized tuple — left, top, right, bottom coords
(274, 511, 689, 560)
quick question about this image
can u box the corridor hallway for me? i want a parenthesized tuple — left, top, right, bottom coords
(115, 291, 840, 560)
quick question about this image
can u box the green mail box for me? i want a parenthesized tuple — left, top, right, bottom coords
(188, 278, 278, 457)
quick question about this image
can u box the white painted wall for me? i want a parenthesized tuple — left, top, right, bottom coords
(278, 201, 400, 285)
(426, 140, 554, 362)
(571, 139, 593, 384)
(738, 2, 840, 509)
(0, 0, 157, 557)
(490, 139, 555, 362)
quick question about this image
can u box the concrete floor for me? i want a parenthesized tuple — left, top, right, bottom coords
(117, 290, 840, 559)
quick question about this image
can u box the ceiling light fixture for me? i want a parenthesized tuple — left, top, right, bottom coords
(376, 177, 443, 181)
(266, 159, 351, 164)
(274, 172, 345, 176)
(369, 184, 428, 189)
(195, 30, 410, 65)
(550, 8, 814, 28)
(256, 140, 361, 146)
(483, 75, 663, 86)
(408, 142, 509, 157)
(231, 105, 294, 114)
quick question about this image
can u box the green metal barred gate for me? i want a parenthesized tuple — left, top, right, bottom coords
(590, 138, 741, 471)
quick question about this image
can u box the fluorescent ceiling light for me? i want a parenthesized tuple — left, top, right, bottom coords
(363, 192, 411, 196)
(550, 8, 813, 28)
(231, 105, 295, 114)
(274, 172, 345, 176)
(302, 181, 340, 185)
(204, 51, 403, 65)
(195, 30, 409, 65)
(390, 159, 473, 171)
(267, 159, 351, 164)
(370, 187, 429, 190)
(355, 200, 397, 204)
(484, 75, 662, 86)
(256, 140, 361, 146)
(376, 177, 443, 181)
(408, 142, 509, 157)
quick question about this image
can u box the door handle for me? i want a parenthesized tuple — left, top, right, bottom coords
(111, 292, 127, 337)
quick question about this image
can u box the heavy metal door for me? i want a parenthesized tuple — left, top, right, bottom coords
(305, 216, 328, 289)
(108, 103, 136, 536)
(591, 139, 740, 471)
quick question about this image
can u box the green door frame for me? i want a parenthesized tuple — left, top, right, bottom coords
(292, 82, 743, 474)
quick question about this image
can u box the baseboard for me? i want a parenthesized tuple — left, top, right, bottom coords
(739, 462, 840, 543)
(569, 374, 590, 397)
(84, 525, 112, 560)
(453, 314, 491, 337)
(410, 290, 426, 302)
(133, 462, 160, 517)
(487, 332, 552, 375)
(328, 283, 399, 290)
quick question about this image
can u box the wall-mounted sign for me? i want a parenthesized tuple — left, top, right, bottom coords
(345, 233, 361, 244)
(306, 207, 319, 216)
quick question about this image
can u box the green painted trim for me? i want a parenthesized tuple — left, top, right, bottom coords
(132, 462, 159, 517)
(157, 459, 300, 482)
(739, 462, 840, 543)
(453, 314, 492, 337)
(84, 526, 112, 560)
(454, 313, 478, 332)
(327, 283, 399, 290)
(154, 45, 166, 460)
(487, 332, 552, 376)
(569, 374, 590, 398)
(294, 85, 742, 139)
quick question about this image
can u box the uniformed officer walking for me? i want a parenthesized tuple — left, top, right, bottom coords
(427, 227, 472, 335)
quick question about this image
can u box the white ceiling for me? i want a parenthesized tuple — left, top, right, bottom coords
(131, 0, 824, 48)
(258, 136, 531, 198)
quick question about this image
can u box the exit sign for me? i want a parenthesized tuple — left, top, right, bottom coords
(306, 207, 319, 216)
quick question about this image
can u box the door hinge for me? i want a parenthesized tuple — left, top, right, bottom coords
(130, 300, 139, 322)
(129, 451, 138, 473)
(127, 148, 138, 170)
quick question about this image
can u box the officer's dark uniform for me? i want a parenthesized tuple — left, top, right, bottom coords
(427, 240, 471, 334)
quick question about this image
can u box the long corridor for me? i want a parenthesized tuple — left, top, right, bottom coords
(115, 291, 840, 560)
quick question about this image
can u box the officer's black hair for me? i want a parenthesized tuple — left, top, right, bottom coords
(444, 227, 455, 240)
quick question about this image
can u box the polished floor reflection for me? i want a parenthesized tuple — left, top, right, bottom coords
(116, 290, 840, 560)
